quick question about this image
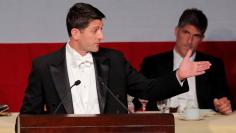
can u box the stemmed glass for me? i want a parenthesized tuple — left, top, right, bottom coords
(157, 99, 170, 113)
(139, 99, 148, 111)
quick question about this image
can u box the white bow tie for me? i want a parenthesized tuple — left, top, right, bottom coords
(74, 56, 93, 68)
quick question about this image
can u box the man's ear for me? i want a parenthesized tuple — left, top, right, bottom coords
(201, 34, 205, 40)
(71, 28, 80, 40)
(175, 26, 179, 36)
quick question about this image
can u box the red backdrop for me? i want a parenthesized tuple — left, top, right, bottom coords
(0, 41, 235, 111)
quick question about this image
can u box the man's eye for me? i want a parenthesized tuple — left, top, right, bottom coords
(182, 30, 189, 34)
(194, 34, 202, 38)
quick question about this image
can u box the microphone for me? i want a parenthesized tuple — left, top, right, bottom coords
(53, 80, 81, 114)
(100, 80, 132, 114)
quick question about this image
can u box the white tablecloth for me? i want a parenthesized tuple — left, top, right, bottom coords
(0, 112, 18, 133)
(175, 111, 236, 133)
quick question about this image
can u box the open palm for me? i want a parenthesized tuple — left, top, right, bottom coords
(177, 49, 211, 80)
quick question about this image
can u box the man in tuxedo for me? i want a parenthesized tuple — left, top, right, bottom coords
(133, 8, 233, 114)
(20, 3, 211, 114)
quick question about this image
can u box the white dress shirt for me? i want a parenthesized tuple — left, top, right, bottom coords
(66, 42, 100, 114)
(169, 49, 199, 112)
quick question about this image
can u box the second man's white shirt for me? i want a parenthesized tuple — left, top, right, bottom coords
(169, 49, 199, 112)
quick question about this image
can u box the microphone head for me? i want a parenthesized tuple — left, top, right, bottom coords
(74, 80, 81, 86)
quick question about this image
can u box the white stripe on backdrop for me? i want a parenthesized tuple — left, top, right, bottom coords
(0, 0, 236, 43)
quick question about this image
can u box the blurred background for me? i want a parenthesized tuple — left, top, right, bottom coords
(0, 0, 235, 43)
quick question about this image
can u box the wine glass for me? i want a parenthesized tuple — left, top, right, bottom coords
(139, 99, 148, 111)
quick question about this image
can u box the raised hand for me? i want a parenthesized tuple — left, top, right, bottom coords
(176, 49, 211, 81)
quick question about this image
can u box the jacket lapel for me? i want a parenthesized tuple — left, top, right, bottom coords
(49, 46, 74, 114)
(93, 52, 110, 114)
(166, 52, 174, 71)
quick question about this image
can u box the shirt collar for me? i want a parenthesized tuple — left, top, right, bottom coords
(66, 41, 93, 67)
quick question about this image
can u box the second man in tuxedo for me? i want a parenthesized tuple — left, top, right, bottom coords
(133, 8, 233, 115)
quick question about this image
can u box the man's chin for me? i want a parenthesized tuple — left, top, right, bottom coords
(91, 47, 99, 53)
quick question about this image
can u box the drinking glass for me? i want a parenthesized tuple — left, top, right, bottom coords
(139, 99, 148, 111)
(157, 99, 170, 113)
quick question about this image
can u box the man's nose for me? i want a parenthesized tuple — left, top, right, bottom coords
(97, 30, 104, 41)
(187, 35, 194, 44)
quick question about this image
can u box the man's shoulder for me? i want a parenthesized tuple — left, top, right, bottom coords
(33, 45, 65, 64)
(94, 47, 124, 58)
(196, 51, 223, 63)
(144, 51, 172, 62)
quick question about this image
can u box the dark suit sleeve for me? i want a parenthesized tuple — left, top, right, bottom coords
(125, 57, 188, 101)
(195, 53, 234, 110)
(213, 59, 229, 97)
(210, 58, 234, 109)
(140, 57, 163, 78)
(20, 61, 45, 114)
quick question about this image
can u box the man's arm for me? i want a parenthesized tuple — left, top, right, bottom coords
(20, 62, 44, 114)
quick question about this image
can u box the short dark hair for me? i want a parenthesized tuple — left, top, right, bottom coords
(177, 8, 208, 35)
(66, 3, 105, 37)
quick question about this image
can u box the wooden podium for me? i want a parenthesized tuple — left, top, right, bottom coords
(18, 113, 174, 133)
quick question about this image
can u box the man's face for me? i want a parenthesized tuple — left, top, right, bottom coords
(175, 24, 204, 57)
(72, 19, 104, 54)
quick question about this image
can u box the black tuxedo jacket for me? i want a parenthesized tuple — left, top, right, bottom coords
(20, 45, 188, 114)
(139, 51, 232, 110)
